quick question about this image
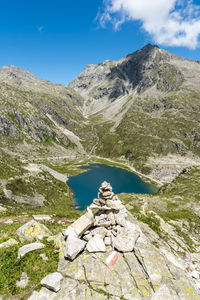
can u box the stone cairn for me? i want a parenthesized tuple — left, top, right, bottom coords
(62, 181, 140, 261)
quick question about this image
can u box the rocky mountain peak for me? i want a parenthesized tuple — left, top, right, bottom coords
(0, 65, 39, 83)
(69, 44, 184, 112)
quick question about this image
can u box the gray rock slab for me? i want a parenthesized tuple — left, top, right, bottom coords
(41, 272, 63, 292)
(112, 227, 140, 252)
(18, 242, 45, 258)
(86, 235, 106, 253)
(150, 284, 174, 300)
(71, 213, 94, 237)
(65, 235, 86, 261)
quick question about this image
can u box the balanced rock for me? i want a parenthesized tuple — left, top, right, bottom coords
(65, 235, 86, 261)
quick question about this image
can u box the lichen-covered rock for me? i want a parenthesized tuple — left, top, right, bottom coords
(112, 227, 140, 252)
(0, 238, 18, 249)
(48, 233, 66, 258)
(150, 284, 175, 300)
(17, 220, 53, 242)
(41, 272, 63, 292)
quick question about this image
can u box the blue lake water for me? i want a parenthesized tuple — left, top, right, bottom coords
(67, 163, 157, 210)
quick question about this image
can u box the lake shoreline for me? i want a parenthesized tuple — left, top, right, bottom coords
(67, 162, 157, 210)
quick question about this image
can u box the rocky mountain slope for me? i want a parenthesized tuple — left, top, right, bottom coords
(0, 65, 91, 158)
(0, 45, 200, 299)
(70, 44, 200, 179)
(1, 183, 199, 299)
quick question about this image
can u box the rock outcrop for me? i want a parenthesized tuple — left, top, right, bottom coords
(28, 182, 199, 299)
(17, 220, 53, 242)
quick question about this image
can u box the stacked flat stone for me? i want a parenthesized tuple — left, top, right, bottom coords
(63, 181, 140, 260)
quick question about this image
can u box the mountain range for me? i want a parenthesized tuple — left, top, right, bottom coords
(1, 44, 200, 181)
(0, 44, 200, 299)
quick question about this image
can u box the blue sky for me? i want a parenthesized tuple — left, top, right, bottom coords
(0, 0, 200, 85)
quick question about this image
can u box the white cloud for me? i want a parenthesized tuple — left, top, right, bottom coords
(98, 0, 200, 49)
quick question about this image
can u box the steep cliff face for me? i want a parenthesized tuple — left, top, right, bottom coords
(69, 44, 185, 113)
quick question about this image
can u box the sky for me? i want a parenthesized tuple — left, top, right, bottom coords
(0, 0, 200, 85)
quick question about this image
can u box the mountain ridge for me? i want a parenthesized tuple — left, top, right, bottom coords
(0, 44, 200, 299)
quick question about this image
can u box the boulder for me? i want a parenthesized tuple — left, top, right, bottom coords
(18, 242, 45, 258)
(41, 272, 63, 292)
(112, 227, 140, 252)
(86, 235, 106, 253)
(17, 220, 53, 242)
(65, 236, 86, 261)
(70, 213, 94, 238)
(0, 238, 18, 249)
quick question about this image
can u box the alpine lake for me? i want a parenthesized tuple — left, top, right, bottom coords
(67, 163, 157, 210)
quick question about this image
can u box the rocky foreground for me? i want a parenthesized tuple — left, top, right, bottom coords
(25, 182, 199, 299)
(1, 182, 199, 299)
